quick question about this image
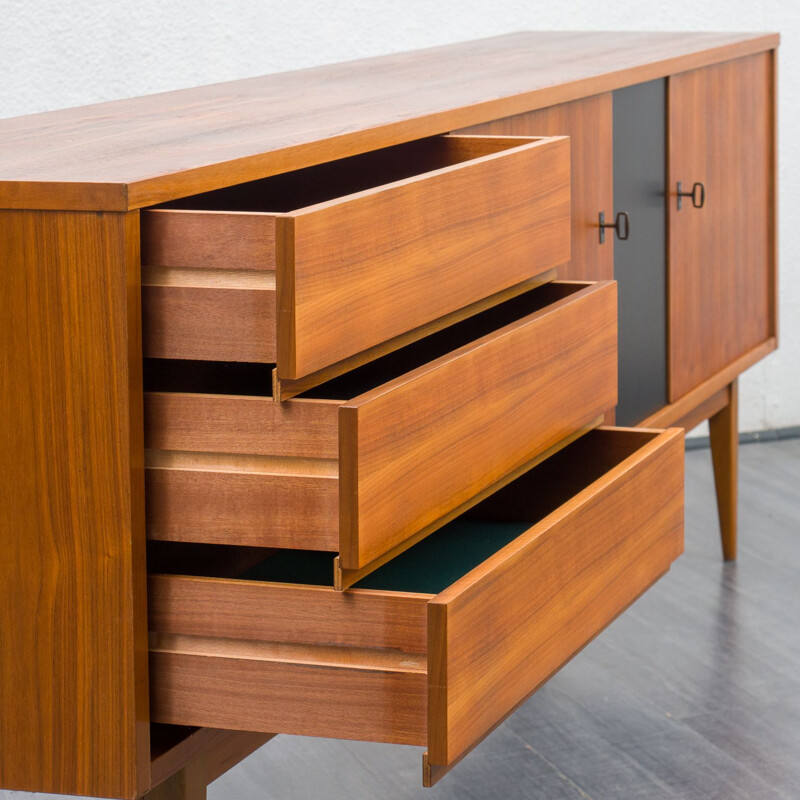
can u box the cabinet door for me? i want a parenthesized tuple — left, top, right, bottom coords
(458, 94, 614, 281)
(668, 53, 775, 401)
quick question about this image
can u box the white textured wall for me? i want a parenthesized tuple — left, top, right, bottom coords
(1, 0, 797, 435)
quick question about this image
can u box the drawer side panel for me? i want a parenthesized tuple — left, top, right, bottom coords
(149, 651, 427, 746)
(427, 428, 684, 768)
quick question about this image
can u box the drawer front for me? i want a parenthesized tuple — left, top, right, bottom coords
(148, 427, 684, 782)
(340, 280, 617, 569)
(141, 135, 570, 379)
(424, 426, 684, 782)
(279, 135, 570, 378)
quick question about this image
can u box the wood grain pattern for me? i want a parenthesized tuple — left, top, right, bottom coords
(668, 53, 774, 401)
(334, 418, 603, 591)
(0, 32, 778, 210)
(145, 463, 339, 550)
(0, 210, 150, 798)
(672, 386, 728, 433)
(142, 278, 276, 362)
(148, 575, 429, 653)
(142, 209, 276, 270)
(152, 634, 426, 671)
(639, 337, 776, 429)
(769, 49, 779, 343)
(150, 726, 273, 788)
(141, 135, 569, 377)
(149, 649, 428, 746)
(339, 281, 617, 568)
(147, 760, 207, 800)
(709, 380, 738, 561)
(145, 392, 340, 459)
(425, 427, 685, 772)
(277, 135, 570, 378)
(459, 93, 613, 281)
(145, 283, 615, 562)
(272, 269, 557, 401)
(422, 568, 669, 789)
(148, 426, 685, 785)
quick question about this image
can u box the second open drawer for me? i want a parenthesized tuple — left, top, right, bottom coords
(144, 280, 617, 573)
(148, 427, 685, 787)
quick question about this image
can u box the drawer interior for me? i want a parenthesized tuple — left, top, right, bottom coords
(151, 428, 663, 595)
(143, 281, 587, 403)
(156, 136, 535, 214)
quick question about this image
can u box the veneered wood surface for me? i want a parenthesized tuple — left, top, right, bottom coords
(668, 53, 775, 400)
(145, 392, 341, 549)
(142, 209, 276, 270)
(709, 380, 739, 561)
(142, 277, 276, 362)
(334, 419, 603, 591)
(278, 136, 570, 378)
(0, 32, 778, 210)
(340, 281, 618, 568)
(640, 337, 776, 429)
(149, 575, 429, 653)
(149, 646, 427, 745)
(140, 209, 279, 362)
(150, 726, 273, 788)
(460, 94, 613, 281)
(426, 428, 685, 770)
(0, 211, 150, 798)
(145, 463, 339, 550)
(273, 269, 557, 401)
(145, 392, 340, 458)
(672, 386, 729, 433)
(147, 760, 207, 800)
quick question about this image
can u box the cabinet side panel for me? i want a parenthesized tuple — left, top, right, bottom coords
(0, 210, 149, 798)
(668, 54, 773, 400)
(458, 94, 614, 281)
(612, 79, 668, 425)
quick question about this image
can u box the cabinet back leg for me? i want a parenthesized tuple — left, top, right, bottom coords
(709, 379, 739, 561)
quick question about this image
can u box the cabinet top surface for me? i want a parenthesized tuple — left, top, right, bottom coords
(0, 30, 777, 212)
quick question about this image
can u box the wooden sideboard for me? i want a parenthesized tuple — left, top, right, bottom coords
(0, 31, 778, 800)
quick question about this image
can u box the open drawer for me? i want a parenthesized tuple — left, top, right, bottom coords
(141, 134, 571, 383)
(148, 427, 685, 787)
(144, 280, 617, 576)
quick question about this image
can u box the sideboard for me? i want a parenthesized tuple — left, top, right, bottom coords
(0, 31, 778, 800)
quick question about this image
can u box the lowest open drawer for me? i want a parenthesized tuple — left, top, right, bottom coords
(148, 427, 685, 787)
(144, 280, 617, 575)
(140, 134, 570, 383)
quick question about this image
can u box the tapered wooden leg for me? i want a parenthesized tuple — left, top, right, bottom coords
(709, 379, 739, 561)
(146, 762, 207, 800)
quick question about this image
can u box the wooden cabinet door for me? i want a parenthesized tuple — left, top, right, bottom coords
(668, 53, 776, 401)
(458, 94, 614, 281)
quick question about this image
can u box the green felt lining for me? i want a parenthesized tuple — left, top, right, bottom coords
(239, 518, 531, 594)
